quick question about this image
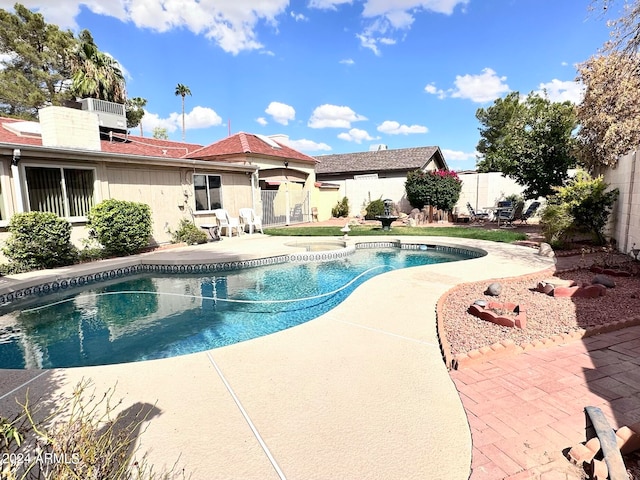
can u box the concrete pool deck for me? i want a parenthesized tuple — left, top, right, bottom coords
(0, 235, 555, 479)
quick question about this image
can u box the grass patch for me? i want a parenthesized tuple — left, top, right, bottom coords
(264, 225, 527, 243)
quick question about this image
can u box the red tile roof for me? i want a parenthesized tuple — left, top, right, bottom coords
(185, 132, 317, 164)
(0, 116, 203, 159)
(0, 118, 316, 165)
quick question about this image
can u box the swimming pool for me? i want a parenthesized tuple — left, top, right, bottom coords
(0, 244, 482, 369)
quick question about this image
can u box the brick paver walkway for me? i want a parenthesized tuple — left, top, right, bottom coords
(451, 326, 640, 479)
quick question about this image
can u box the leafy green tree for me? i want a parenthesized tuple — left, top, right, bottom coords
(126, 96, 147, 134)
(475, 92, 577, 199)
(405, 169, 462, 211)
(152, 127, 169, 139)
(175, 83, 191, 141)
(71, 30, 125, 103)
(0, 3, 76, 118)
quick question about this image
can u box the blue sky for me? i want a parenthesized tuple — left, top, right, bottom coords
(0, 1, 619, 170)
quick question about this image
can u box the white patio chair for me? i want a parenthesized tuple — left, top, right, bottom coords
(239, 208, 263, 234)
(213, 209, 242, 237)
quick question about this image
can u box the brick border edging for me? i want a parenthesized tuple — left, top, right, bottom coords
(435, 265, 640, 370)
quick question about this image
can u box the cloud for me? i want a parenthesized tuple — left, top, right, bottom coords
(337, 128, 376, 143)
(340, 58, 355, 65)
(355, 0, 469, 54)
(308, 104, 368, 129)
(534, 79, 585, 104)
(424, 83, 446, 99)
(441, 149, 477, 162)
(256, 117, 268, 126)
(287, 138, 332, 152)
(18, 0, 289, 55)
(265, 101, 296, 125)
(290, 11, 308, 21)
(308, 0, 354, 10)
(450, 68, 510, 103)
(143, 105, 223, 134)
(377, 120, 428, 135)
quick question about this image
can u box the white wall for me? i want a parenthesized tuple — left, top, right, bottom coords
(602, 150, 640, 253)
(455, 172, 528, 215)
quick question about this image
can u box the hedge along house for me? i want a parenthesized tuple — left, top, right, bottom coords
(315, 145, 448, 218)
(0, 101, 257, 248)
(184, 133, 318, 226)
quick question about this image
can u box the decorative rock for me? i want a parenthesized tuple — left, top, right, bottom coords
(473, 299, 488, 307)
(592, 274, 616, 288)
(538, 242, 555, 258)
(536, 282, 555, 296)
(541, 277, 576, 288)
(484, 282, 502, 296)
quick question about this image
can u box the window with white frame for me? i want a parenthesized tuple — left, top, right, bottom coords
(24, 166, 95, 218)
(193, 174, 222, 211)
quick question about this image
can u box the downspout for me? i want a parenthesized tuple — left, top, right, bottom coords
(11, 149, 24, 213)
(623, 150, 637, 253)
(251, 167, 258, 212)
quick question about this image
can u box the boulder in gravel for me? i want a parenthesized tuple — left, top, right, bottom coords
(538, 242, 555, 258)
(592, 274, 616, 288)
(484, 282, 502, 296)
(473, 299, 488, 307)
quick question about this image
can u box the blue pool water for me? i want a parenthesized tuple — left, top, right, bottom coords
(0, 246, 478, 369)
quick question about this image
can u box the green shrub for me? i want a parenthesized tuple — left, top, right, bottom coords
(405, 169, 462, 211)
(364, 199, 385, 220)
(540, 203, 574, 248)
(541, 171, 619, 245)
(2, 212, 78, 272)
(169, 218, 208, 245)
(87, 200, 152, 256)
(331, 196, 350, 217)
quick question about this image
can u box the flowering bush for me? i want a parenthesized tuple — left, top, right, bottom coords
(405, 169, 462, 211)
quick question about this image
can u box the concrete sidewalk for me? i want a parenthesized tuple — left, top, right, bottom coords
(0, 236, 554, 479)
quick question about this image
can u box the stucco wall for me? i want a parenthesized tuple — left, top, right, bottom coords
(455, 172, 529, 216)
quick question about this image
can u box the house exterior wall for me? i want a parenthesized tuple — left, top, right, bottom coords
(316, 172, 412, 217)
(602, 150, 640, 253)
(0, 155, 253, 254)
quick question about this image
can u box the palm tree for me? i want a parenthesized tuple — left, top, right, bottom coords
(174, 83, 191, 141)
(71, 30, 126, 103)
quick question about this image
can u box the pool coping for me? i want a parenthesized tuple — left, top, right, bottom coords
(0, 235, 555, 480)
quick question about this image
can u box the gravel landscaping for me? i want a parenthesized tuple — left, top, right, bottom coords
(440, 265, 640, 356)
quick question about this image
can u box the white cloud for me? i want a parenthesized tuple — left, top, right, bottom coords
(290, 11, 308, 21)
(441, 149, 477, 162)
(287, 138, 332, 152)
(355, 0, 469, 54)
(450, 68, 510, 103)
(308, 0, 354, 10)
(340, 58, 355, 65)
(256, 117, 268, 126)
(15, 0, 289, 55)
(143, 105, 222, 134)
(265, 101, 296, 125)
(561, 61, 569, 67)
(424, 83, 446, 99)
(308, 104, 368, 129)
(377, 120, 428, 135)
(534, 79, 585, 104)
(338, 128, 376, 143)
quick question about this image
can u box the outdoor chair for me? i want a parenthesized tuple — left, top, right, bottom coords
(466, 203, 490, 223)
(213, 209, 242, 237)
(239, 208, 263, 234)
(498, 202, 524, 227)
(520, 201, 541, 224)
